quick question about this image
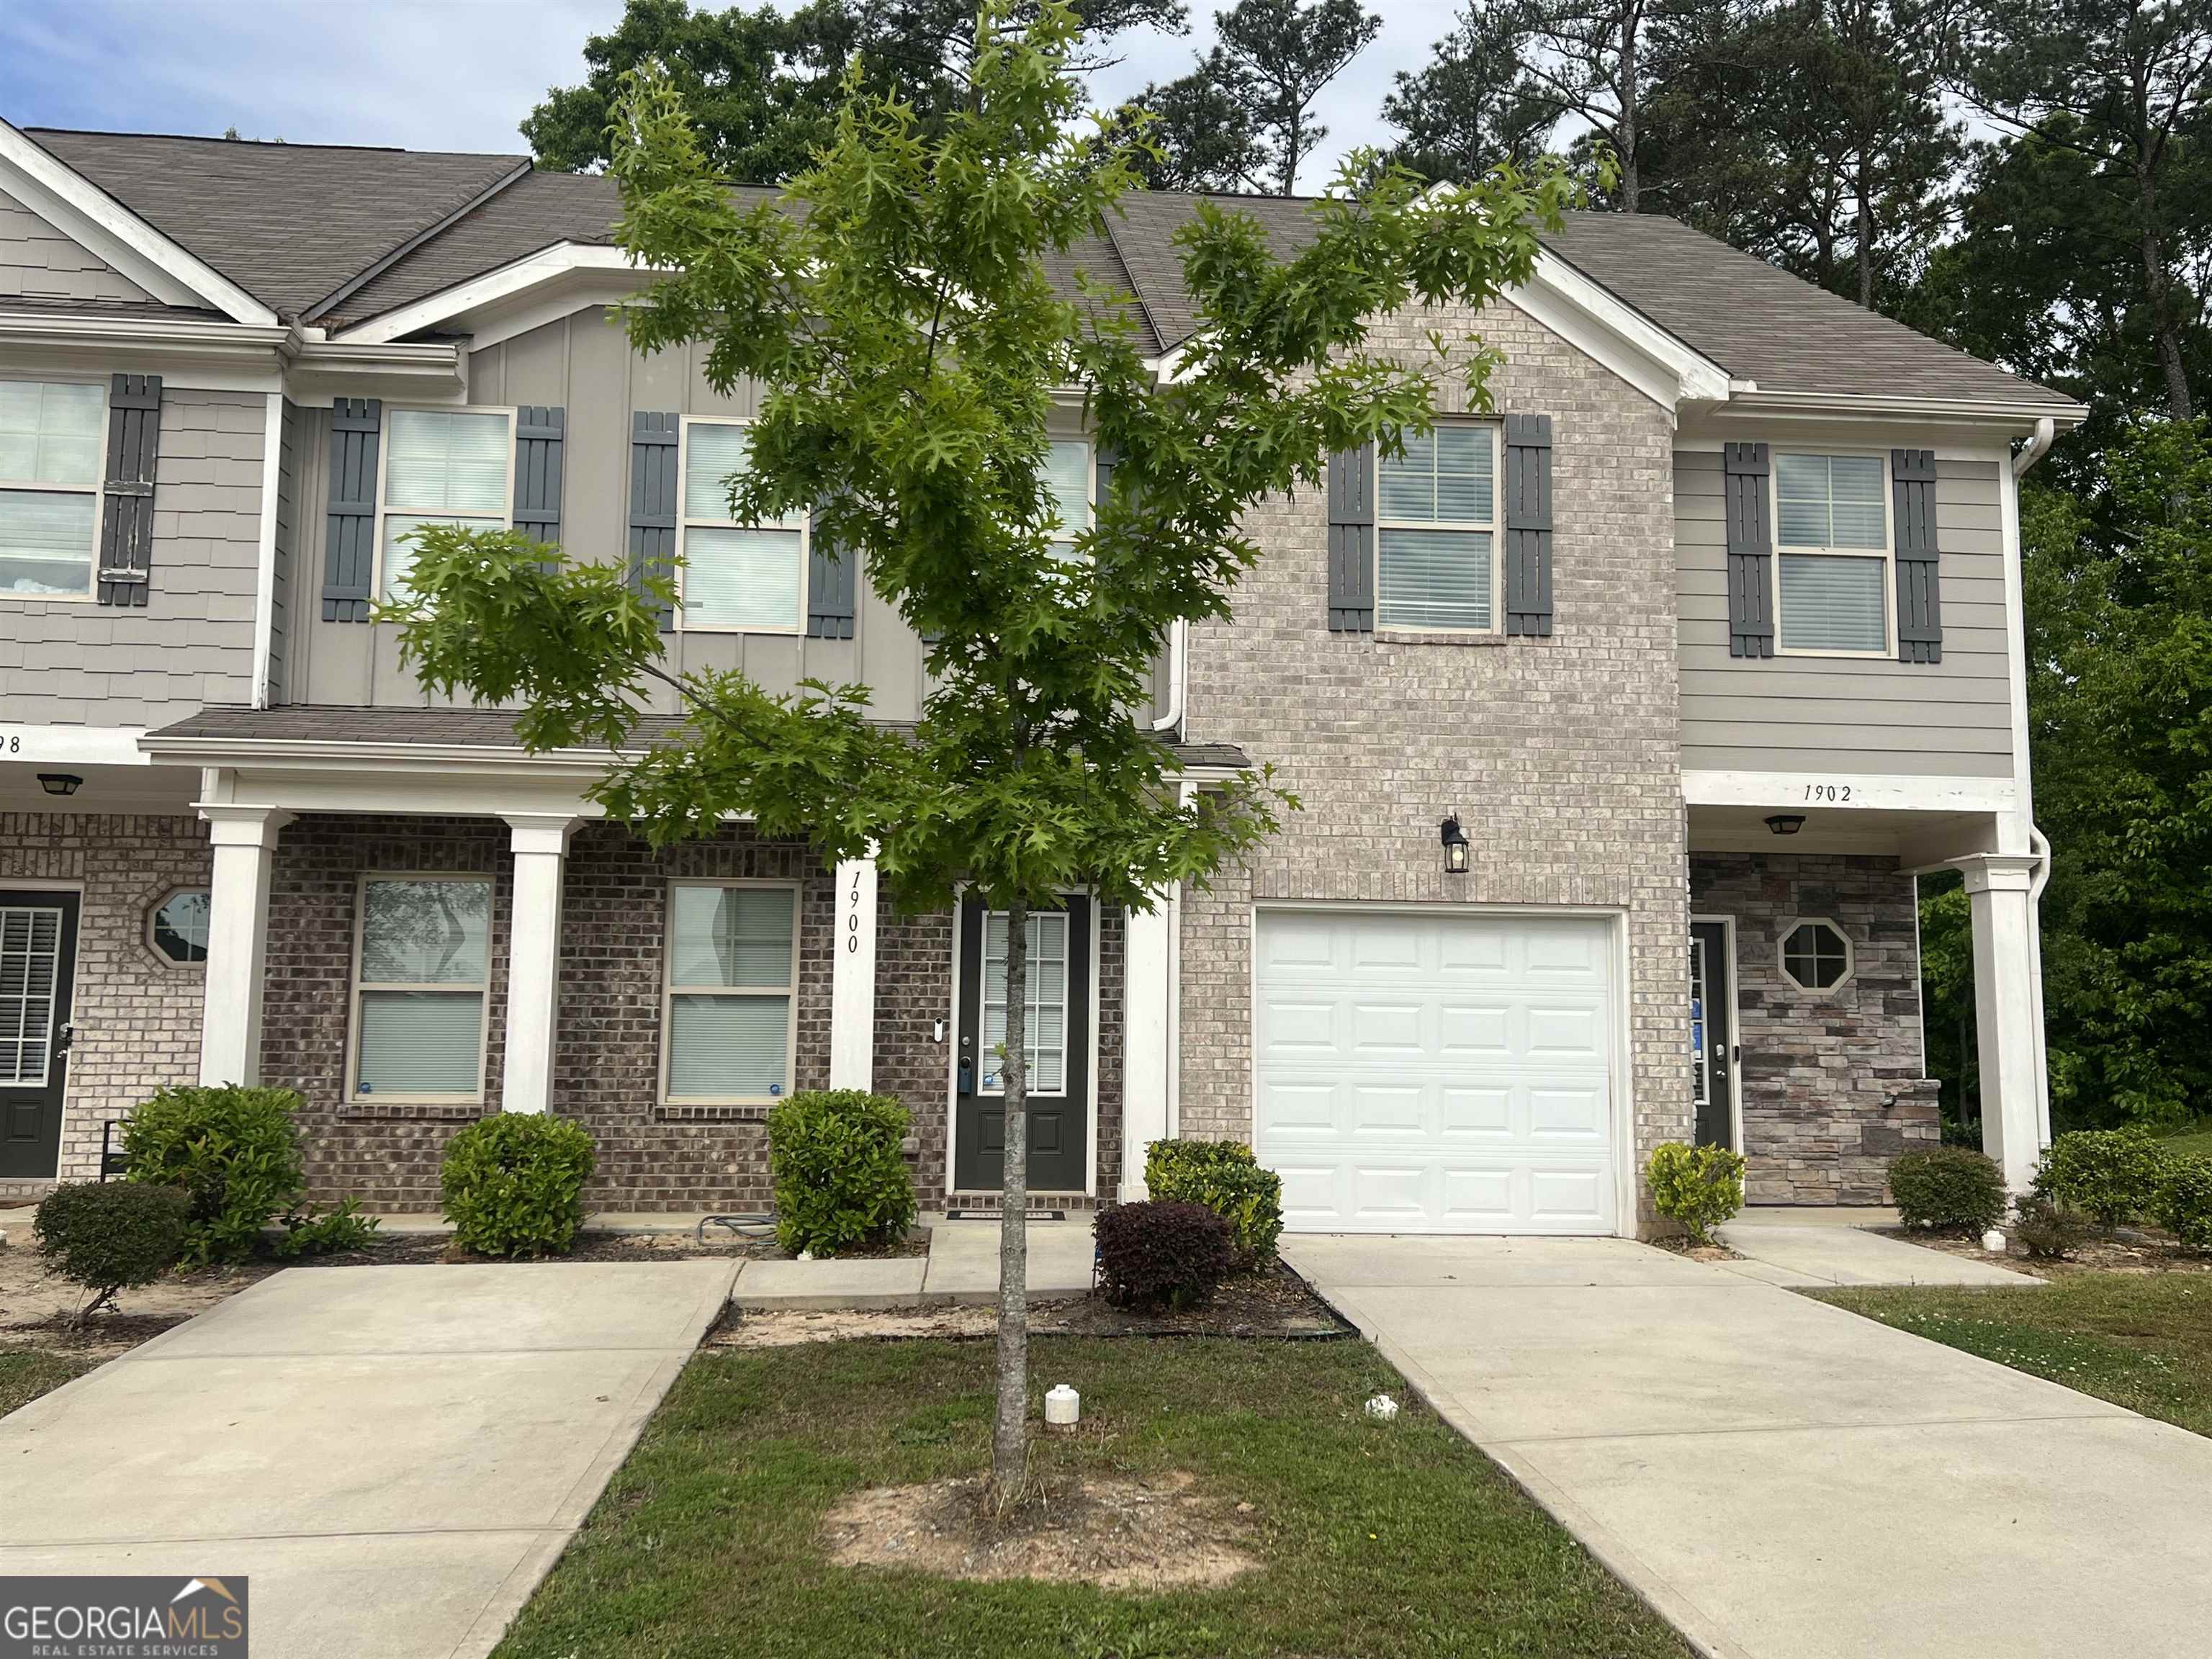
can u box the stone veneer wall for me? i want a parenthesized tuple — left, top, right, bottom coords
(0, 813, 210, 1197)
(1690, 852, 1941, 1204)
(1176, 298, 1694, 1219)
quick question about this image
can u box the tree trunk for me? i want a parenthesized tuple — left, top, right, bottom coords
(1617, 1, 1641, 212)
(1279, 109, 1301, 196)
(1856, 156, 1874, 310)
(989, 896, 1030, 1506)
(2136, 163, 2194, 420)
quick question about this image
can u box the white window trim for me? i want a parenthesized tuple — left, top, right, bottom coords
(659, 876, 803, 1106)
(675, 415, 808, 635)
(1777, 914, 1856, 996)
(0, 375, 111, 607)
(1771, 447, 1896, 660)
(976, 907, 1072, 1098)
(346, 871, 495, 1105)
(1046, 436, 1094, 563)
(145, 886, 210, 971)
(1373, 418, 1504, 637)
(371, 403, 516, 600)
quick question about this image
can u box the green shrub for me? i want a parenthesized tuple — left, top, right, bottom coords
(1095, 1200, 1233, 1309)
(2011, 1191, 2089, 1260)
(766, 1090, 917, 1256)
(440, 1115, 597, 1258)
(1646, 1142, 1746, 1245)
(2034, 1128, 2173, 1226)
(34, 1182, 189, 1323)
(2156, 1156, 2212, 1250)
(274, 1197, 380, 1259)
(1144, 1138, 1283, 1272)
(121, 1084, 310, 1264)
(1889, 1145, 2008, 1232)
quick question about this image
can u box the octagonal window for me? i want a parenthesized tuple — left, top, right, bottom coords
(1779, 919, 1851, 992)
(149, 888, 211, 966)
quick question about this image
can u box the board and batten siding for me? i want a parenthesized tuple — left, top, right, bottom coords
(0, 188, 154, 307)
(0, 387, 266, 724)
(1675, 449, 2015, 778)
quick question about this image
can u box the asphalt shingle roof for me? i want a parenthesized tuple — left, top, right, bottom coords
(17, 126, 2072, 411)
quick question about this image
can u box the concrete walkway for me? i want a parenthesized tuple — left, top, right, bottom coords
(1719, 1207, 2044, 1288)
(1284, 1233, 2212, 1659)
(730, 1215, 1096, 1310)
(0, 1260, 736, 1659)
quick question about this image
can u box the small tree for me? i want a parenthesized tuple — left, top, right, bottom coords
(390, 1, 1579, 1503)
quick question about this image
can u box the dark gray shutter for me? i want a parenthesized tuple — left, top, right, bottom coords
(513, 406, 564, 554)
(1327, 442, 1375, 632)
(96, 373, 161, 607)
(627, 411, 678, 629)
(322, 397, 380, 622)
(1892, 448, 1943, 663)
(1094, 444, 1118, 515)
(1724, 441, 1774, 659)
(806, 498, 855, 639)
(1502, 413, 1553, 637)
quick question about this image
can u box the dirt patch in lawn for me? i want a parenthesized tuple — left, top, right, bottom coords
(1884, 1227, 2212, 1280)
(822, 1468, 1258, 1590)
(1647, 1236, 1744, 1262)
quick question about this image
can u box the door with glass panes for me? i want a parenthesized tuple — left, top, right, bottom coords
(0, 891, 78, 1179)
(953, 897, 1091, 1193)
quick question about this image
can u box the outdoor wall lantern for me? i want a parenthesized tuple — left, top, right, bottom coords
(1440, 815, 1471, 874)
(37, 773, 84, 798)
(1764, 814, 1807, 837)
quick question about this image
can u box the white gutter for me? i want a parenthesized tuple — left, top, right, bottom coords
(2012, 415, 2058, 1148)
(1151, 619, 1187, 734)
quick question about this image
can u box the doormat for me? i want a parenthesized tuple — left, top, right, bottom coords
(944, 1209, 1066, 1222)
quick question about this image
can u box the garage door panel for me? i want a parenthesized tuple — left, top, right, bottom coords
(1255, 909, 1617, 1236)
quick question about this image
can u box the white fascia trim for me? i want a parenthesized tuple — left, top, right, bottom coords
(1724, 387, 2088, 428)
(139, 734, 626, 777)
(251, 393, 284, 709)
(2, 724, 152, 765)
(1511, 251, 1733, 410)
(1683, 768, 2018, 814)
(282, 338, 467, 405)
(0, 120, 279, 325)
(335, 243, 650, 346)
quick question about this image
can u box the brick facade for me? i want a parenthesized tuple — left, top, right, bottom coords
(1690, 852, 1941, 1204)
(0, 812, 210, 1197)
(1177, 300, 1694, 1220)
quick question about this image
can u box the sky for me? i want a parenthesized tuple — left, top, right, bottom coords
(0, 0, 1453, 187)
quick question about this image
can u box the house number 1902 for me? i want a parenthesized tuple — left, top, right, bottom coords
(1803, 783, 1852, 803)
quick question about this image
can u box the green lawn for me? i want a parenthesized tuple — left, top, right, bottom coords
(1816, 1274, 2212, 1436)
(2163, 1124, 2212, 1161)
(495, 1337, 1693, 1659)
(0, 1350, 94, 1419)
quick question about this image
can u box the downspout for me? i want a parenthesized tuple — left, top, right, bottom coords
(249, 325, 304, 710)
(2012, 415, 2056, 1148)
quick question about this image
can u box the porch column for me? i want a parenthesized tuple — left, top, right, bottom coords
(500, 814, 578, 1115)
(830, 848, 878, 1089)
(197, 803, 292, 1087)
(1956, 853, 2046, 1191)
(1121, 885, 1176, 1197)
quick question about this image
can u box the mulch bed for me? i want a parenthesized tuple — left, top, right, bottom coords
(1886, 1225, 2212, 1280)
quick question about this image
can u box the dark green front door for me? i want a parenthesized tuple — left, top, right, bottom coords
(954, 896, 1091, 1193)
(0, 891, 78, 1180)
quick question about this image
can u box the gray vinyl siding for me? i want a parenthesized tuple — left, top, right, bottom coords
(0, 387, 264, 723)
(0, 188, 153, 305)
(1676, 450, 2015, 778)
(291, 307, 930, 718)
(266, 400, 301, 702)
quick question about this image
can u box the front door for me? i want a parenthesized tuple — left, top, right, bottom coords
(954, 896, 1091, 1194)
(0, 891, 79, 1179)
(1690, 920, 1735, 1150)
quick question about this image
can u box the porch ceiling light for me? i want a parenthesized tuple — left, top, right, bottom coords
(37, 773, 83, 798)
(1440, 814, 1471, 874)
(1764, 814, 1807, 837)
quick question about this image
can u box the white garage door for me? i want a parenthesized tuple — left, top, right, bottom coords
(1253, 908, 1618, 1235)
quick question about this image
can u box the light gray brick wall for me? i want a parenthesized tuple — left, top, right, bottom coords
(1177, 300, 1694, 1219)
(0, 188, 153, 305)
(0, 387, 264, 724)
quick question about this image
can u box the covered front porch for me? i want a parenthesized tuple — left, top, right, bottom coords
(1686, 770, 2049, 1197)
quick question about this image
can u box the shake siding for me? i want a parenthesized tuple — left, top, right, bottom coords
(0, 387, 265, 724)
(0, 187, 153, 305)
(1676, 452, 2015, 776)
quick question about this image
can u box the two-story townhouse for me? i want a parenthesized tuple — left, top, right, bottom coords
(0, 121, 2081, 1231)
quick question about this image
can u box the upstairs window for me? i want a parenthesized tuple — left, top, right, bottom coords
(1376, 422, 1498, 631)
(680, 420, 803, 631)
(1043, 440, 1092, 562)
(379, 408, 512, 598)
(1773, 452, 1890, 656)
(0, 379, 104, 600)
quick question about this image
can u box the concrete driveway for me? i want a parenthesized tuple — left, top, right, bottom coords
(1284, 1234, 2212, 1659)
(0, 1260, 735, 1659)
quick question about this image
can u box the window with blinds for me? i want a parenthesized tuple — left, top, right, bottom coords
(663, 883, 799, 1101)
(1043, 439, 1092, 562)
(1773, 451, 1891, 655)
(1376, 422, 1498, 631)
(0, 380, 105, 600)
(378, 408, 513, 598)
(980, 911, 1069, 1094)
(680, 420, 804, 631)
(351, 875, 492, 1099)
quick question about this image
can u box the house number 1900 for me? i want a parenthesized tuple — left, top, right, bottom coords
(845, 871, 863, 953)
